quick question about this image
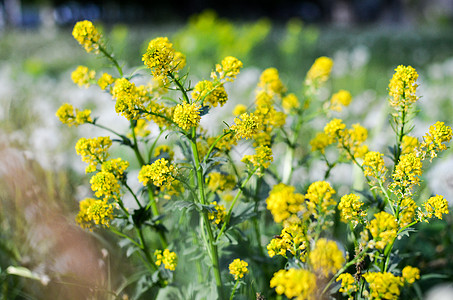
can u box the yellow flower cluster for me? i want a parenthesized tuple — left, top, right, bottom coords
(71, 65, 95, 87)
(206, 172, 236, 192)
(75, 136, 112, 173)
(90, 171, 121, 200)
(329, 90, 352, 112)
(267, 223, 307, 259)
(72, 20, 102, 53)
(336, 273, 358, 296)
(138, 158, 175, 187)
(173, 102, 202, 131)
(282, 93, 300, 113)
(270, 269, 317, 300)
(112, 78, 148, 120)
(391, 153, 422, 196)
(335, 123, 369, 159)
(231, 112, 262, 140)
(142, 37, 186, 77)
(338, 193, 367, 227)
(306, 56, 334, 85)
(266, 183, 305, 224)
(76, 198, 114, 229)
(257, 68, 286, 96)
(367, 211, 397, 250)
(101, 158, 129, 178)
(309, 238, 345, 277)
(402, 266, 420, 285)
(422, 195, 449, 220)
(401, 135, 418, 155)
(56, 103, 92, 127)
(208, 201, 226, 225)
(305, 181, 336, 218)
(420, 121, 453, 160)
(309, 132, 331, 154)
(363, 272, 403, 300)
(241, 145, 273, 170)
(192, 80, 228, 107)
(324, 118, 346, 141)
(154, 249, 178, 271)
(211, 56, 243, 82)
(233, 104, 247, 116)
(399, 198, 417, 227)
(388, 65, 419, 109)
(362, 151, 387, 179)
(98, 72, 115, 90)
(228, 258, 249, 280)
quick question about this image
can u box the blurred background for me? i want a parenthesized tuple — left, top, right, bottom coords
(1, 0, 453, 299)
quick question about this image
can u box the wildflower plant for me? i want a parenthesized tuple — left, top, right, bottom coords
(56, 20, 452, 299)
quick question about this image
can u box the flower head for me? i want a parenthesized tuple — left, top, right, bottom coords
(142, 37, 185, 77)
(241, 145, 273, 170)
(306, 56, 333, 85)
(363, 272, 403, 300)
(72, 65, 96, 87)
(337, 273, 358, 296)
(305, 181, 336, 218)
(90, 171, 121, 200)
(138, 158, 175, 187)
(309, 238, 345, 277)
(282, 93, 300, 112)
(388, 65, 418, 109)
(270, 269, 317, 300)
(390, 153, 422, 196)
(76, 198, 114, 229)
(422, 195, 449, 220)
(363, 151, 387, 179)
(329, 90, 352, 112)
(112, 78, 148, 120)
(173, 102, 202, 131)
(192, 80, 228, 107)
(206, 172, 236, 192)
(310, 132, 332, 154)
(56, 103, 92, 127)
(367, 211, 397, 250)
(98, 72, 114, 90)
(231, 112, 262, 140)
(402, 266, 420, 285)
(211, 56, 243, 82)
(267, 223, 307, 259)
(266, 183, 305, 224)
(233, 104, 247, 116)
(75, 136, 112, 173)
(420, 121, 452, 160)
(229, 259, 249, 280)
(208, 201, 226, 225)
(338, 193, 367, 227)
(258, 68, 286, 95)
(72, 20, 102, 53)
(154, 249, 178, 271)
(401, 135, 419, 155)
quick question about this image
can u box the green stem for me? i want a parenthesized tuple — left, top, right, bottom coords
(99, 45, 123, 77)
(216, 166, 258, 243)
(229, 280, 240, 300)
(124, 182, 143, 209)
(168, 72, 190, 103)
(203, 130, 233, 164)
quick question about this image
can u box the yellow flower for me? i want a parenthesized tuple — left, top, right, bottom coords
(423, 195, 449, 220)
(401, 135, 418, 155)
(367, 211, 397, 250)
(132, 119, 151, 138)
(71, 65, 96, 87)
(309, 238, 345, 277)
(305, 181, 336, 218)
(241, 145, 273, 170)
(75, 136, 112, 173)
(172, 102, 202, 131)
(208, 201, 226, 225)
(362, 151, 387, 178)
(330, 90, 352, 112)
(231, 113, 262, 140)
(390, 153, 422, 196)
(388, 65, 418, 109)
(402, 266, 420, 285)
(112, 78, 148, 120)
(138, 158, 175, 187)
(233, 104, 247, 116)
(258, 68, 286, 96)
(97, 72, 114, 90)
(212, 56, 243, 82)
(420, 121, 453, 160)
(270, 269, 317, 300)
(75, 198, 114, 229)
(338, 193, 367, 227)
(267, 223, 307, 260)
(309, 132, 332, 154)
(399, 198, 417, 227)
(337, 273, 358, 295)
(306, 56, 333, 85)
(90, 171, 121, 200)
(155, 249, 178, 271)
(56, 103, 92, 127)
(324, 118, 346, 140)
(229, 259, 249, 280)
(266, 183, 305, 224)
(142, 37, 185, 77)
(72, 20, 102, 53)
(206, 172, 236, 192)
(192, 80, 228, 107)
(282, 93, 300, 112)
(363, 272, 403, 300)
(101, 158, 129, 178)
